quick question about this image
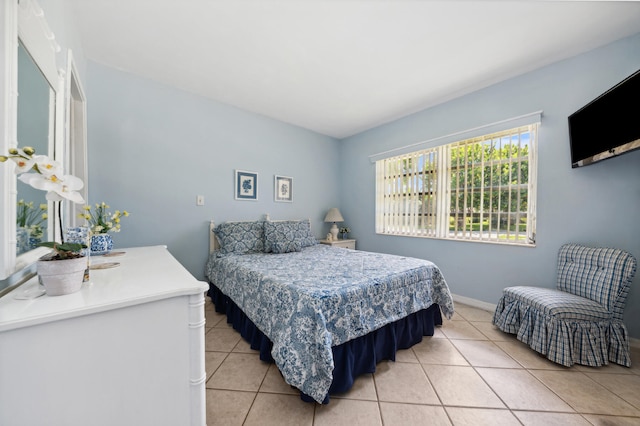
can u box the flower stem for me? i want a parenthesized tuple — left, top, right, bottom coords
(58, 202, 64, 244)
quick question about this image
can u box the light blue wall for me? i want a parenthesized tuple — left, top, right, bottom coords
(85, 62, 341, 281)
(339, 33, 640, 337)
(25, 1, 640, 339)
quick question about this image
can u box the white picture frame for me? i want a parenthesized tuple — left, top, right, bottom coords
(274, 175, 293, 202)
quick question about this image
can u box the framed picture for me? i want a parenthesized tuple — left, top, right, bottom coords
(235, 170, 258, 201)
(274, 175, 293, 202)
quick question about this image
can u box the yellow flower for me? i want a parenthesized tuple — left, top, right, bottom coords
(81, 201, 129, 234)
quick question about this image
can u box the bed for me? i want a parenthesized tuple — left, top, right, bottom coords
(205, 217, 454, 404)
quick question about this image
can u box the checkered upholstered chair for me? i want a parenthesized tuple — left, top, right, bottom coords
(493, 244, 637, 367)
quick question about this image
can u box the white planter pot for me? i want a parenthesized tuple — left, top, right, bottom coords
(37, 256, 87, 296)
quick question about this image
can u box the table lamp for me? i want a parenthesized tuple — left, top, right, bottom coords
(324, 208, 344, 241)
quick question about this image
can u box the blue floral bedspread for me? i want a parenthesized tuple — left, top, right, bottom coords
(205, 244, 454, 403)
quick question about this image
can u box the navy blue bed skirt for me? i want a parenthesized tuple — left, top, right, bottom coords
(207, 283, 443, 403)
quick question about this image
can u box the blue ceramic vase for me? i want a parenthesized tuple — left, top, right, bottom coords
(90, 233, 113, 256)
(16, 227, 30, 255)
(66, 227, 90, 256)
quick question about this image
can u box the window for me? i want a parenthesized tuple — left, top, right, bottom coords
(375, 123, 538, 245)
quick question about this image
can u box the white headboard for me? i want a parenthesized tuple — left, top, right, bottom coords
(209, 220, 219, 254)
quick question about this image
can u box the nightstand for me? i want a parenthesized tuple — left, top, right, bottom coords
(319, 239, 356, 250)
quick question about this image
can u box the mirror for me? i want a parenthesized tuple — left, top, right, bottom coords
(0, 0, 62, 282)
(16, 41, 52, 256)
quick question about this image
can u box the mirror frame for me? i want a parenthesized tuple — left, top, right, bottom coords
(63, 50, 88, 230)
(0, 0, 63, 281)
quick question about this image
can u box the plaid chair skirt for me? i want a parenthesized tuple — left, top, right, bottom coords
(493, 286, 631, 367)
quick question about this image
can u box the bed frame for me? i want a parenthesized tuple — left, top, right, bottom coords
(209, 220, 219, 253)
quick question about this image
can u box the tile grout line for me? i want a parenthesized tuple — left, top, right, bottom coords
(451, 310, 640, 422)
(455, 313, 580, 420)
(203, 302, 640, 424)
(442, 317, 524, 423)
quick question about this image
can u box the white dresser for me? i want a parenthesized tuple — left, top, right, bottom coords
(0, 245, 208, 426)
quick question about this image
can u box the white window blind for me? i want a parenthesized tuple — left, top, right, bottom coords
(375, 123, 538, 245)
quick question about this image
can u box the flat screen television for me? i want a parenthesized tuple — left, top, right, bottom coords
(568, 68, 640, 168)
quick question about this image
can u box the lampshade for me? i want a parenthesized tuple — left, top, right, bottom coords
(324, 208, 344, 223)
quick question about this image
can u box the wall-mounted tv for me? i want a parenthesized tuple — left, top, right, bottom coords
(568, 68, 640, 168)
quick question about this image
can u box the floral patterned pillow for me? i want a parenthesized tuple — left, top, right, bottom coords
(214, 221, 265, 254)
(264, 219, 317, 253)
(271, 240, 302, 254)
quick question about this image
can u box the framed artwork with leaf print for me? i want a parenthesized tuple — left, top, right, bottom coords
(274, 175, 293, 202)
(235, 170, 258, 201)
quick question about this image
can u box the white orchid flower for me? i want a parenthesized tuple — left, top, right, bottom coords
(17, 173, 43, 187)
(9, 152, 35, 173)
(33, 155, 62, 177)
(47, 174, 85, 204)
(4, 148, 86, 208)
(19, 173, 85, 204)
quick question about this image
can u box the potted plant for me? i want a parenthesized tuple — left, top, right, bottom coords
(1, 146, 86, 296)
(36, 241, 87, 296)
(79, 202, 130, 255)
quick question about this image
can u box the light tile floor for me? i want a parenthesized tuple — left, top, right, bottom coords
(204, 298, 640, 425)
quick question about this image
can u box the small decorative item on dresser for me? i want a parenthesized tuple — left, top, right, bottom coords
(339, 227, 350, 240)
(90, 233, 114, 256)
(65, 226, 90, 256)
(79, 202, 130, 255)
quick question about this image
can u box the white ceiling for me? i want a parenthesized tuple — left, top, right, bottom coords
(67, 0, 640, 139)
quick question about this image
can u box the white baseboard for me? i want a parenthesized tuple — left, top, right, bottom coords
(451, 293, 497, 312)
(451, 293, 640, 350)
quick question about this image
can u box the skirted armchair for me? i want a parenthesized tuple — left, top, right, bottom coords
(493, 244, 637, 367)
